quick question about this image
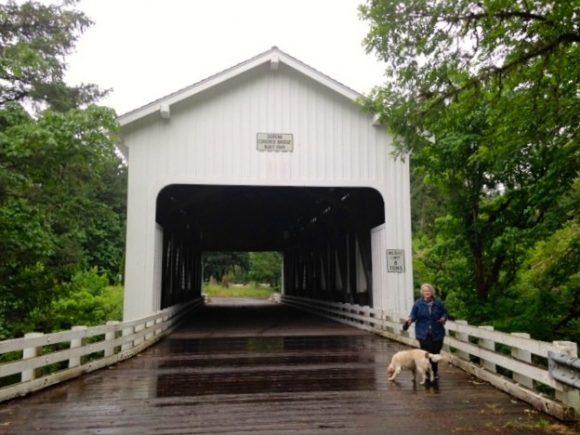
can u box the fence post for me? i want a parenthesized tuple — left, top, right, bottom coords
(388, 310, 395, 333)
(478, 326, 497, 373)
(454, 320, 470, 360)
(144, 320, 155, 341)
(362, 306, 370, 329)
(69, 326, 87, 368)
(406, 315, 417, 342)
(105, 321, 120, 357)
(379, 309, 387, 332)
(381, 309, 390, 333)
(154, 316, 163, 336)
(510, 332, 533, 388)
(21, 332, 44, 382)
(553, 341, 580, 418)
(122, 325, 134, 352)
(133, 323, 145, 346)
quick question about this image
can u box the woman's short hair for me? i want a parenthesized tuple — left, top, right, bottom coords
(421, 283, 436, 295)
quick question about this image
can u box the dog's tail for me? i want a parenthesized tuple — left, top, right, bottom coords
(427, 353, 444, 363)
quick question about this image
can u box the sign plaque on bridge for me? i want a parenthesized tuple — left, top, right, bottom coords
(256, 133, 293, 152)
(386, 249, 405, 273)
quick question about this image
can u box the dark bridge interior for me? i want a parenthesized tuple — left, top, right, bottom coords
(156, 185, 385, 309)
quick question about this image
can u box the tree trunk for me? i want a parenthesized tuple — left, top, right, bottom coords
(473, 251, 489, 301)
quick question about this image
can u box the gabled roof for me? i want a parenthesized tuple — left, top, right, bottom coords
(118, 46, 363, 128)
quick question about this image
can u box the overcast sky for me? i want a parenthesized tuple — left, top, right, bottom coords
(64, 0, 387, 115)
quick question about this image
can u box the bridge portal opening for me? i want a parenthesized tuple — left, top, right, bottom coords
(155, 185, 385, 309)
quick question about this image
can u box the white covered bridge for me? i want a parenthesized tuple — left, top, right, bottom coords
(118, 46, 413, 321)
(0, 49, 577, 431)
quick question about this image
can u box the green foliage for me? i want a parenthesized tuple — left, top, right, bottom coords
(0, 105, 126, 338)
(0, 103, 125, 337)
(202, 251, 282, 291)
(410, 170, 447, 236)
(361, 0, 579, 339)
(0, 0, 107, 110)
(30, 269, 123, 332)
(495, 217, 579, 342)
(248, 252, 282, 289)
(0, 1, 126, 339)
(203, 252, 250, 282)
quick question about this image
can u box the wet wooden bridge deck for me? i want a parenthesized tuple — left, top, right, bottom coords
(0, 299, 572, 434)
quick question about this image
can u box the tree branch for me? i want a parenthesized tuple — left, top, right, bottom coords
(481, 33, 580, 77)
(458, 11, 553, 25)
(425, 31, 579, 110)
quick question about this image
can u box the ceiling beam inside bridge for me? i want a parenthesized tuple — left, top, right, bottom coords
(156, 185, 385, 252)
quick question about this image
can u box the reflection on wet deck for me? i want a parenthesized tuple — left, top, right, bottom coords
(0, 299, 568, 434)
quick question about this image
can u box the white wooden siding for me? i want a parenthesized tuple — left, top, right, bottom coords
(122, 55, 412, 321)
(123, 65, 391, 189)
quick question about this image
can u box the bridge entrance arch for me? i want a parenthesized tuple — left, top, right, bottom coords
(155, 184, 385, 309)
(119, 47, 413, 321)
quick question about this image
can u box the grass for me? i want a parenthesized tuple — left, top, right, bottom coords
(202, 283, 278, 299)
(504, 417, 578, 434)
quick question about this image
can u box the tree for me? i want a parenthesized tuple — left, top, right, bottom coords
(0, 1, 124, 338)
(30, 269, 123, 332)
(202, 252, 250, 283)
(248, 252, 282, 289)
(504, 218, 579, 342)
(410, 168, 447, 237)
(360, 1, 579, 325)
(0, 0, 106, 110)
(0, 103, 123, 337)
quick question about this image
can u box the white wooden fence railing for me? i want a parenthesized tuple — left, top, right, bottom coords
(281, 294, 579, 421)
(0, 297, 204, 403)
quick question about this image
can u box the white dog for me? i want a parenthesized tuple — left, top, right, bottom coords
(387, 349, 444, 384)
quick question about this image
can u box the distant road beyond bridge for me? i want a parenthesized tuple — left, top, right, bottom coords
(0, 299, 571, 434)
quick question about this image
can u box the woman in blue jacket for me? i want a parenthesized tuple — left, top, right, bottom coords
(404, 283, 448, 379)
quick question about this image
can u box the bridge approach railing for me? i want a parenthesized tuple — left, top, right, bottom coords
(281, 294, 579, 421)
(0, 297, 204, 403)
